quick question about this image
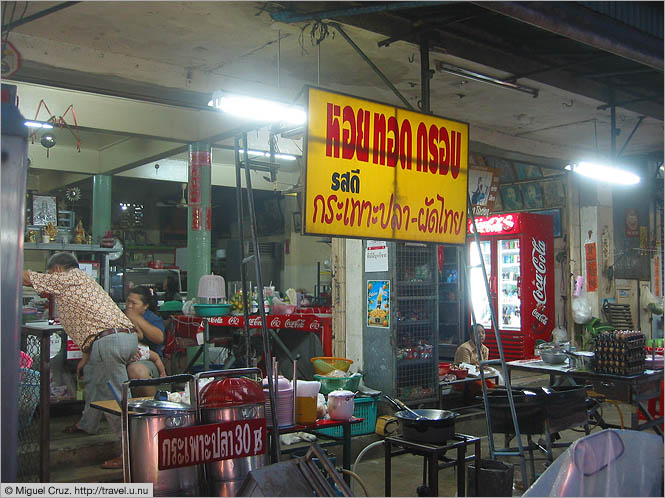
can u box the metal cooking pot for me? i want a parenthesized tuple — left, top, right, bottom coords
(383, 395, 459, 444)
(540, 350, 568, 364)
(197, 368, 268, 497)
(481, 389, 545, 435)
(122, 375, 199, 497)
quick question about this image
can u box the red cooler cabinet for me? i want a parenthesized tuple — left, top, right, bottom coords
(467, 213, 555, 360)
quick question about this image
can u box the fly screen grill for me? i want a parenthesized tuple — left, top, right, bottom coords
(395, 243, 437, 403)
(17, 330, 43, 482)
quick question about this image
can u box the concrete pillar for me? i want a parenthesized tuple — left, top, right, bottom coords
(92, 174, 112, 243)
(332, 237, 346, 357)
(345, 239, 364, 368)
(187, 143, 212, 298)
(571, 177, 614, 347)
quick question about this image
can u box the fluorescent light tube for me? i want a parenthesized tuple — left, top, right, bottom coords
(209, 92, 306, 125)
(565, 161, 640, 185)
(24, 120, 54, 129)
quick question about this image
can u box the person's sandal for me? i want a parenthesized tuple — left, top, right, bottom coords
(63, 423, 89, 434)
(101, 456, 123, 469)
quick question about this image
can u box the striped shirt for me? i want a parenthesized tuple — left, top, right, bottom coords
(28, 268, 133, 350)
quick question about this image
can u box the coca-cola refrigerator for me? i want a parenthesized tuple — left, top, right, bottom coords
(467, 212, 554, 360)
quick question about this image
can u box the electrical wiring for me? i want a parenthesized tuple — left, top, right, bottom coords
(340, 468, 370, 497)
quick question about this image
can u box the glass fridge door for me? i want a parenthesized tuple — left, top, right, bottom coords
(498, 238, 521, 329)
(469, 240, 492, 328)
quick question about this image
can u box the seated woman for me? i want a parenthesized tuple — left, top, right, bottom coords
(124, 286, 166, 396)
(454, 324, 489, 366)
(452, 324, 494, 397)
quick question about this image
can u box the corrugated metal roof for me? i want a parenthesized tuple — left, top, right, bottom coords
(578, 1, 664, 39)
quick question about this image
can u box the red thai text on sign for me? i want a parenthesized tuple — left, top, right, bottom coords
(158, 419, 266, 470)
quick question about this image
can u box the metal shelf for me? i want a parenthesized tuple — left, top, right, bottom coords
(397, 280, 435, 286)
(24, 242, 117, 252)
(396, 319, 432, 326)
(396, 295, 437, 301)
(397, 358, 433, 368)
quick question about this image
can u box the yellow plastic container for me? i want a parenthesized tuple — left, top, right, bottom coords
(310, 357, 353, 375)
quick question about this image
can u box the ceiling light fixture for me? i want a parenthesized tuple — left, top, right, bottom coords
(208, 92, 306, 125)
(24, 120, 54, 129)
(436, 62, 539, 98)
(247, 149, 297, 161)
(564, 161, 640, 185)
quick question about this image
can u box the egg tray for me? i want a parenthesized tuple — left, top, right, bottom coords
(594, 349, 645, 362)
(593, 357, 645, 376)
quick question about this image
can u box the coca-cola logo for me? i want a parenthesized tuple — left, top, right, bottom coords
(227, 316, 241, 326)
(309, 321, 320, 331)
(248, 317, 262, 327)
(285, 319, 306, 329)
(469, 214, 516, 235)
(531, 237, 548, 324)
(270, 318, 282, 328)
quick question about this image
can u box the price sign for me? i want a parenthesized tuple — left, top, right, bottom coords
(158, 419, 266, 470)
(1, 40, 21, 78)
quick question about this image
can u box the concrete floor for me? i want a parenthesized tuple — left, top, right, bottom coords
(332, 369, 662, 497)
(42, 369, 662, 496)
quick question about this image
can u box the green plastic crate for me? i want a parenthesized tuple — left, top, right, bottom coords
(315, 397, 377, 438)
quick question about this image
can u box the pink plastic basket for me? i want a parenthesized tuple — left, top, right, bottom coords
(19, 351, 33, 369)
(273, 304, 297, 315)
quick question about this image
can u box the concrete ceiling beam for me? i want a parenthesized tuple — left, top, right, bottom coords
(97, 137, 185, 174)
(28, 144, 100, 174)
(30, 170, 90, 193)
(13, 80, 235, 143)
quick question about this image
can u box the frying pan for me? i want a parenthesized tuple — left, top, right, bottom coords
(383, 395, 459, 444)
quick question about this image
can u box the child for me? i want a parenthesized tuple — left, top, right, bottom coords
(137, 343, 167, 378)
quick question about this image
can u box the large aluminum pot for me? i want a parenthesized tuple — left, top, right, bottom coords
(127, 399, 199, 496)
(198, 369, 267, 497)
(121, 375, 199, 497)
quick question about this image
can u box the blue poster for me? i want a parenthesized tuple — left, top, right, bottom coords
(367, 280, 390, 328)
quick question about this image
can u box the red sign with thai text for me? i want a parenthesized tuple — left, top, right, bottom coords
(158, 419, 266, 470)
(585, 242, 598, 292)
(189, 163, 202, 205)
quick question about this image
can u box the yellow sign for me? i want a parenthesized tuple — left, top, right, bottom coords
(303, 87, 469, 244)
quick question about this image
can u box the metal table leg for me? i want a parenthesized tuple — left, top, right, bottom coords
(40, 332, 51, 483)
(456, 444, 466, 497)
(342, 421, 351, 485)
(474, 439, 481, 496)
(385, 438, 392, 496)
(428, 453, 438, 497)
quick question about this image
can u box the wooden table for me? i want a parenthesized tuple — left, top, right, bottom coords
(507, 359, 663, 435)
(439, 374, 498, 409)
(91, 397, 153, 416)
(169, 313, 333, 357)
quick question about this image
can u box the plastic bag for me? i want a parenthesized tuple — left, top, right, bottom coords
(641, 287, 664, 315)
(552, 325, 568, 343)
(572, 294, 592, 324)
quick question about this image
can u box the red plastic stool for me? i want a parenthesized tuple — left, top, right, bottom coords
(639, 381, 664, 430)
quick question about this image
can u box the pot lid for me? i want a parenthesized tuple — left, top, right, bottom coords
(327, 389, 354, 398)
(128, 399, 195, 414)
(201, 377, 266, 408)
